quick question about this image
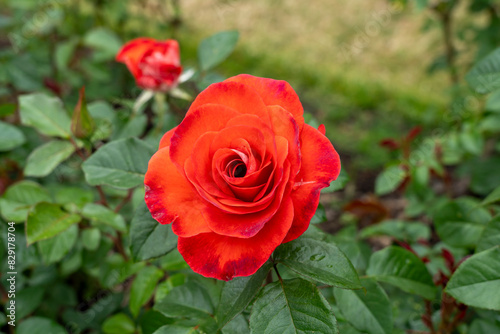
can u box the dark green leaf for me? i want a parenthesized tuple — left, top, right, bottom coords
(483, 186, 500, 206)
(102, 313, 136, 334)
(0, 180, 51, 222)
(16, 286, 45, 320)
(130, 266, 164, 318)
(217, 262, 271, 329)
(222, 314, 250, 334)
(274, 237, 361, 289)
(446, 246, 500, 310)
(19, 93, 71, 138)
(477, 216, 500, 252)
(334, 278, 393, 334)
(466, 47, 500, 94)
(139, 310, 175, 334)
(130, 200, 177, 261)
(82, 137, 155, 188)
(37, 224, 79, 264)
(198, 30, 239, 71)
(249, 278, 338, 334)
(71, 87, 95, 139)
(17, 316, 66, 334)
(366, 246, 436, 300)
(0, 120, 25, 151)
(0, 103, 16, 117)
(26, 202, 81, 245)
(24, 140, 75, 177)
(154, 281, 214, 319)
(82, 203, 127, 232)
(434, 199, 491, 248)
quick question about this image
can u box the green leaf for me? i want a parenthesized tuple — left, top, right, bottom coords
(155, 273, 186, 303)
(17, 316, 66, 334)
(152, 325, 193, 334)
(102, 313, 136, 334)
(83, 27, 122, 60)
(26, 202, 81, 245)
(360, 220, 431, 243)
(366, 246, 436, 300)
(37, 224, 79, 264)
(469, 319, 500, 334)
(0, 120, 25, 151)
(434, 199, 491, 248)
(217, 262, 271, 329)
(274, 237, 361, 289)
(82, 227, 101, 251)
(486, 90, 500, 113)
(334, 278, 393, 334)
(375, 165, 406, 195)
(483, 186, 500, 206)
(154, 281, 214, 319)
(249, 277, 338, 334)
(446, 246, 500, 310)
(0, 180, 51, 222)
(130, 200, 177, 261)
(16, 286, 45, 320)
(82, 203, 127, 232)
(71, 87, 95, 139)
(310, 203, 327, 224)
(322, 169, 349, 193)
(24, 140, 75, 177)
(19, 93, 72, 138)
(130, 266, 164, 318)
(82, 137, 155, 188)
(114, 114, 148, 140)
(221, 314, 250, 334)
(466, 47, 500, 94)
(139, 310, 174, 334)
(198, 30, 239, 71)
(477, 216, 500, 252)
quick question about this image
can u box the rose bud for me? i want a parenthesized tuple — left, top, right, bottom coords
(116, 38, 182, 92)
(145, 74, 341, 280)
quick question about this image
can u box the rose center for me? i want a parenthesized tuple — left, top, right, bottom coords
(227, 160, 247, 178)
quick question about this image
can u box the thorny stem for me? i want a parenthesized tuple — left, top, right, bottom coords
(423, 300, 437, 334)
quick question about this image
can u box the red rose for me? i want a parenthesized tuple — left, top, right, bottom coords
(145, 74, 340, 280)
(116, 38, 182, 92)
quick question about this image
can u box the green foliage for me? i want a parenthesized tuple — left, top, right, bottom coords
(249, 278, 338, 333)
(82, 138, 156, 188)
(446, 246, 500, 311)
(367, 246, 436, 300)
(198, 30, 239, 71)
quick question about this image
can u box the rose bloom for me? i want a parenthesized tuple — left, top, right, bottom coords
(116, 38, 182, 92)
(145, 74, 340, 280)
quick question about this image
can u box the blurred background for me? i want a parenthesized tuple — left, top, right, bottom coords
(1, 0, 498, 176)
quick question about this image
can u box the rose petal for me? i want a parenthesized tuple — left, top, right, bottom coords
(203, 161, 291, 238)
(170, 104, 240, 171)
(158, 126, 177, 149)
(116, 38, 156, 77)
(188, 81, 270, 122)
(227, 74, 304, 131)
(178, 197, 294, 281)
(144, 147, 211, 237)
(283, 124, 341, 243)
